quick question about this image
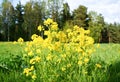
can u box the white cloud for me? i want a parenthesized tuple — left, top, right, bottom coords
(12, 0, 29, 6)
(66, 0, 120, 23)
(20, 0, 29, 4)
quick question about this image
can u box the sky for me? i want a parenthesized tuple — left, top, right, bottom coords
(65, 0, 120, 23)
(1, 0, 120, 23)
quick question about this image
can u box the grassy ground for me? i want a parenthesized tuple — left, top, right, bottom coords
(93, 43, 120, 82)
(0, 42, 120, 82)
(0, 42, 23, 60)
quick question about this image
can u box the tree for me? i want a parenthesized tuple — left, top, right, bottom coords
(14, 1, 24, 40)
(88, 11, 105, 43)
(31, 1, 46, 38)
(1, 0, 15, 41)
(32, 1, 45, 25)
(0, 3, 2, 29)
(60, 2, 71, 29)
(0, 6, 3, 40)
(73, 5, 89, 29)
(108, 23, 120, 43)
(22, 1, 33, 40)
(46, 0, 64, 26)
(47, 0, 62, 19)
(23, 0, 46, 40)
(100, 25, 109, 43)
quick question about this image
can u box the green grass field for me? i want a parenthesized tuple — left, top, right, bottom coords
(0, 42, 120, 82)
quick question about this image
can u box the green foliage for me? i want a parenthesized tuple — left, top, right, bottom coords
(14, 1, 25, 41)
(60, 3, 71, 29)
(73, 5, 89, 29)
(0, 70, 30, 82)
(0, 42, 24, 70)
(88, 11, 105, 43)
(108, 23, 120, 43)
(1, 0, 15, 41)
(23, 1, 47, 40)
(63, 20, 74, 31)
(0, 0, 120, 43)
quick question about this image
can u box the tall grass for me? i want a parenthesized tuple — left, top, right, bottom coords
(0, 43, 120, 82)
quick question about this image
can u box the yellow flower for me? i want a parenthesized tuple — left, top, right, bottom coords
(35, 56, 41, 62)
(30, 58, 35, 64)
(87, 49, 93, 55)
(33, 36, 43, 44)
(76, 47, 83, 53)
(44, 31, 50, 36)
(36, 49, 41, 54)
(79, 56, 83, 60)
(30, 56, 41, 64)
(51, 31, 57, 38)
(44, 18, 53, 26)
(61, 54, 66, 58)
(30, 66, 34, 71)
(25, 47, 30, 52)
(57, 31, 67, 42)
(84, 58, 89, 63)
(38, 25, 44, 31)
(17, 37, 24, 42)
(68, 32, 73, 38)
(53, 42, 61, 51)
(13, 41, 17, 44)
(85, 37, 94, 45)
(28, 51, 34, 56)
(61, 67, 66, 71)
(66, 29, 72, 33)
(51, 22, 58, 30)
(32, 74, 37, 80)
(67, 64, 71, 68)
(73, 25, 79, 31)
(23, 68, 29, 74)
(46, 54, 52, 61)
(23, 68, 31, 76)
(78, 61, 82, 65)
(96, 64, 102, 68)
(85, 30, 90, 34)
(84, 71, 88, 74)
(31, 34, 38, 40)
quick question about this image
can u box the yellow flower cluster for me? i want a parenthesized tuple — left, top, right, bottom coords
(96, 63, 102, 68)
(17, 37, 24, 44)
(61, 67, 66, 71)
(28, 51, 34, 56)
(38, 25, 44, 31)
(23, 66, 36, 80)
(44, 18, 53, 26)
(30, 56, 41, 64)
(31, 34, 39, 40)
(21, 18, 95, 81)
(17, 37, 24, 42)
(66, 25, 94, 46)
(46, 54, 52, 61)
(44, 18, 58, 30)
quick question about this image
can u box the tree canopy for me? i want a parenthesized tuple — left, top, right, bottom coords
(0, 0, 120, 43)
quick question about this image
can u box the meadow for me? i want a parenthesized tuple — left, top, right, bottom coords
(0, 43, 120, 82)
(0, 19, 120, 82)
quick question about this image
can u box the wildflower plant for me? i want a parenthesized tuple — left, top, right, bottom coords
(22, 18, 95, 82)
